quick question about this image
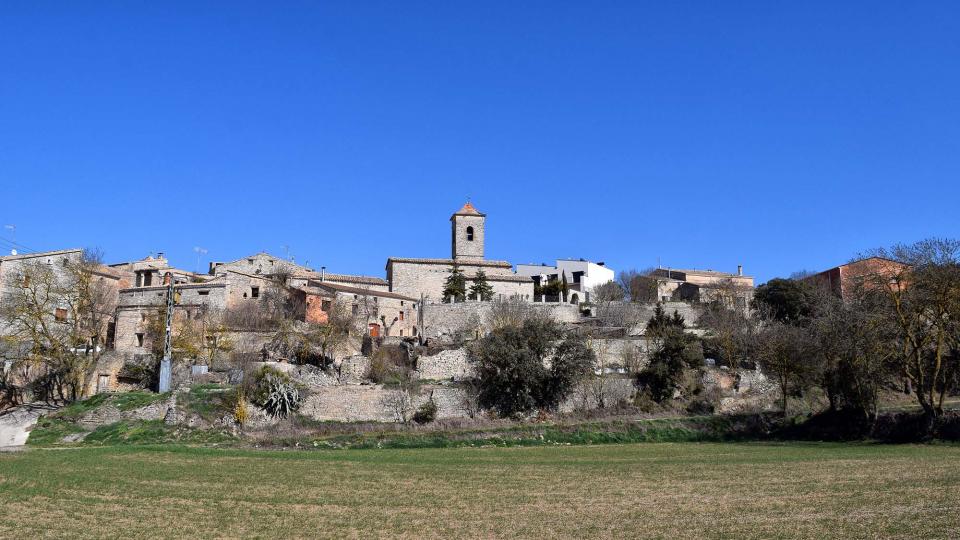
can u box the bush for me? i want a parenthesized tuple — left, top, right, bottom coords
(368, 346, 413, 385)
(470, 316, 595, 418)
(250, 366, 302, 419)
(412, 400, 438, 424)
(635, 326, 703, 403)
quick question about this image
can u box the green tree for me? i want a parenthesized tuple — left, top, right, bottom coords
(470, 317, 594, 417)
(645, 302, 686, 338)
(469, 269, 495, 301)
(635, 325, 704, 403)
(752, 278, 815, 324)
(442, 265, 467, 303)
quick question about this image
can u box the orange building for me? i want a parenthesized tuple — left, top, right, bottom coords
(805, 256, 911, 300)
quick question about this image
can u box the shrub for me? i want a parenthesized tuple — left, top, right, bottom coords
(412, 400, 438, 424)
(635, 326, 704, 403)
(470, 316, 595, 418)
(233, 388, 249, 426)
(250, 366, 302, 419)
(368, 346, 413, 385)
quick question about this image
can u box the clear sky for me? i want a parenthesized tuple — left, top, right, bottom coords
(1, 2, 958, 284)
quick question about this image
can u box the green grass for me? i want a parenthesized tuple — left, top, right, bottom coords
(82, 420, 235, 446)
(52, 393, 109, 422)
(25, 418, 87, 446)
(0, 442, 958, 538)
(178, 383, 230, 421)
(111, 390, 170, 411)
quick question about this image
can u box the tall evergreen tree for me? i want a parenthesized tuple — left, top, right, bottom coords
(469, 269, 495, 301)
(442, 265, 467, 302)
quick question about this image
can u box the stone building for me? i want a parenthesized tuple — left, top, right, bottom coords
(0, 248, 129, 351)
(113, 265, 274, 355)
(386, 202, 534, 302)
(295, 280, 419, 338)
(109, 253, 192, 288)
(650, 266, 754, 309)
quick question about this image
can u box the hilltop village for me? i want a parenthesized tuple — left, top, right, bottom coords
(0, 202, 890, 425)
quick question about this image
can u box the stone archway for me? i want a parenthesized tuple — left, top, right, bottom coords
(570, 293, 579, 305)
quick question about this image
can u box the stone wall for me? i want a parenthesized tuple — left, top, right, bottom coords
(560, 377, 636, 412)
(590, 338, 652, 372)
(416, 348, 473, 381)
(421, 301, 581, 343)
(387, 259, 528, 303)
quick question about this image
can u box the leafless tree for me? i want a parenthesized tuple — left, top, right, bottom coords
(858, 238, 960, 419)
(618, 268, 658, 302)
(0, 249, 117, 402)
(754, 322, 817, 416)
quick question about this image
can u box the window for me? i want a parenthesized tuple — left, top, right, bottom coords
(136, 333, 144, 347)
(399, 311, 404, 321)
(141, 313, 147, 322)
(22, 274, 30, 287)
(198, 290, 210, 296)
(572, 271, 584, 284)
(321, 300, 331, 312)
(399, 329, 403, 336)
(143, 273, 152, 287)
(251, 287, 260, 298)
(54, 308, 67, 322)
(466, 226, 474, 241)
(352, 305, 359, 315)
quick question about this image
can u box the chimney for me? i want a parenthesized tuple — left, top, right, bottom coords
(320, 266, 326, 282)
(737, 265, 743, 276)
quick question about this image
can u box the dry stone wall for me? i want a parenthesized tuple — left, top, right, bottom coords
(416, 348, 473, 381)
(422, 301, 581, 343)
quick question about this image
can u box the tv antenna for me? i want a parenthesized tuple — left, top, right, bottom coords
(193, 246, 208, 274)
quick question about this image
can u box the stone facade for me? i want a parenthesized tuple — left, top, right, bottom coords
(421, 301, 582, 343)
(385, 202, 533, 302)
(297, 281, 420, 338)
(451, 201, 485, 261)
(387, 258, 533, 303)
(416, 348, 473, 381)
(0, 248, 127, 350)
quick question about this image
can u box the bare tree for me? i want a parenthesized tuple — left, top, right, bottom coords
(859, 239, 960, 419)
(0, 249, 117, 402)
(618, 268, 658, 302)
(754, 322, 817, 416)
(697, 300, 754, 368)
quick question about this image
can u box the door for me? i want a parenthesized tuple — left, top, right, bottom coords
(97, 374, 110, 394)
(368, 323, 380, 338)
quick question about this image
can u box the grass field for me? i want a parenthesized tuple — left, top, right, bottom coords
(1, 442, 959, 538)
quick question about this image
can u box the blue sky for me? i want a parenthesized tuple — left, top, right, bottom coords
(1, 2, 958, 284)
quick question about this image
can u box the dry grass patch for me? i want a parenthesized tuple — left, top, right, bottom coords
(0, 442, 958, 538)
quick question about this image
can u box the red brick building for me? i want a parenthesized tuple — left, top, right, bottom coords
(805, 256, 911, 300)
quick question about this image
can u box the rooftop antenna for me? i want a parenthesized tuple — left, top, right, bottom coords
(282, 245, 292, 261)
(193, 246, 208, 274)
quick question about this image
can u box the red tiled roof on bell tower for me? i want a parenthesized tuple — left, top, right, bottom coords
(451, 201, 485, 218)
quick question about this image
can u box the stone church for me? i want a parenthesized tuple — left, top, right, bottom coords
(386, 202, 534, 302)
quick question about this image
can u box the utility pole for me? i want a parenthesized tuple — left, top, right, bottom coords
(158, 273, 175, 393)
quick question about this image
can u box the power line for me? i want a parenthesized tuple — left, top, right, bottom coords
(0, 237, 38, 254)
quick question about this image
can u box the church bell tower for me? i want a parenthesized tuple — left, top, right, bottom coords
(451, 201, 485, 261)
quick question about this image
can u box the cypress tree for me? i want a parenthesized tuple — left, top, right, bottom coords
(469, 269, 495, 301)
(443, 265, 467, 302)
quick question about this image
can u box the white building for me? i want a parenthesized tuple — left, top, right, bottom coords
(515, 259, 616, 304)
